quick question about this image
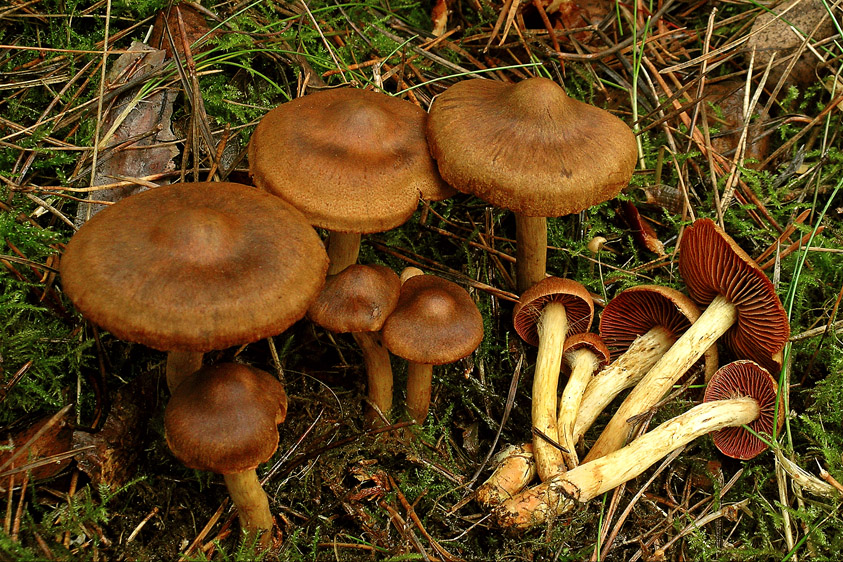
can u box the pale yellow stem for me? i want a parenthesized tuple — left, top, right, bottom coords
(584, 295, 737, 462)
(557, 348, 599, 469)
(326, 231, 361, 275)
(476, 443, 536, 507)
(351, 331, 393, 427)
(572, 326, 674, 442)
(166, 351, 203, 393)
(497, 397, 760, 529)
(532, 301, 568, 481)
(223, 470, 273, 549)
(515, 214, 547, 294)
(406, 362, 433, 423)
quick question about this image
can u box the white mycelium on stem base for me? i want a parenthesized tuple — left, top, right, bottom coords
(583, 219, 789, 462)
(572, 285, 718, 443)
(496, 360, 782, 529)
(513, 277, 594, 481)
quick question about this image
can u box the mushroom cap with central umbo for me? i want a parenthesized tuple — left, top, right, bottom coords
(678, 218, 790, 372)
(426, 77, 638, 217)
(165, 363, 288, 474)
(381, 275, 483, 365)
(60, 182, 328, 352)
(248, 87, 453, 234)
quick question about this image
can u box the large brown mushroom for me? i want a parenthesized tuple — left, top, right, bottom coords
(165, 363, 288, 548)
(584, 218, 789, 462)
(497, 360, 782, 529)
(248, 87, 453, 275)
(572, 285, 719, 443)
(381, 273, 484, 424)
(427, 77, 637, 292)
(307, 264, 401, 425)
(60, 182, 328, 392)
(512, 277, 593, 481)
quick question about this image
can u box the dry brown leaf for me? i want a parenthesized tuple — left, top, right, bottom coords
(621, 200, 666, 257)
(0, 410, 73, 486)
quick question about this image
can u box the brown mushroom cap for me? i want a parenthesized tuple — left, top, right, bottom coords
(60, 182, 328, 353)
(563, 332, 610, 368)
(599, 285, 719, 381)
(248, 88, 453, 233)
(381, 275, 483, 365)
(307, 264, 401, 333)
(165, 363, 288, 474)
(703, 360, 783, 460)
(513, 277, 594, 347)
(678, 219, 790, 366)
(427, 77, 637, 217)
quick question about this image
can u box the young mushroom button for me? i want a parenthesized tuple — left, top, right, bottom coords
(164, 363, 288, 549)
(248, 87, 453, 275)
(512, 277, 594, 481)
(59, 182, 329, 392)
(307, 264, 401, 426)
(427, 77, 637, 292)
(381, 274, 483, 424)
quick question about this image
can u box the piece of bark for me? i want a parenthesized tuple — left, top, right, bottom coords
(72, 373, 158, 489)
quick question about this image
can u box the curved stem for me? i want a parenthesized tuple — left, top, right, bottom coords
(223, 470, 273, 549)
(476, 443, 536, 507)
(405, 362, 434, 423)
(497, 396, 759, 529)
(352, 331, 393, 427)
(166, 351, 203, 392)
(584, 295, 736, 462)
(557, 349, 598, 469)
(572, 326, 674, 442)
(515, 214, 547, 294)
(532, 301, 568, 481)
(326, 231, 362, 275)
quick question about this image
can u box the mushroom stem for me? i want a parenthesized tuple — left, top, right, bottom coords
(405, 361, 434, 423)
(165, 351, 203, 392)
(352, 331, 394, 427)
(515, 214, 547, 294)
(223, 470, 274, 549)
(496, 396, 759, 529)
(572, 326, 674, 443)
(326, 231, 362, 275)
(584, 294, 737, 462)
(476, 443, 536, 507)
(532, 301, 568, 481)
(557, 348, 600, 469)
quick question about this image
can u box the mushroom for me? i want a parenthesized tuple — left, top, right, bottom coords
(60, 182, 328, 391)
(476, 443, 536, 507)
(572, 285, 719, 444)
(248, 88, 453, 275)
(381, 273, 483, 424)
(512, 277, 594, 481)
(307, 264, 400, 425)
(496, 360, 782, 529)
(556, 333, 609, 469)
(427, 77, 637, 292)
(165, 362, 288, 548)
(584, 218, 789, 462)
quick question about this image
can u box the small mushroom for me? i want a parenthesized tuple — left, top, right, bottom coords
(165, 363, 288, 548)
(381, 273, 483, 424)
(496, 360, 782, 529)
(584, 219, 789, 462)
(556, 333, 609, 469)
(427, 77, 637, 292)
(60, 182, 328, 391)
(307, 264, 401, 426)
(249, 88, 453, 275)
(572, 285, 719, 443)
(512, 277, 593, 481)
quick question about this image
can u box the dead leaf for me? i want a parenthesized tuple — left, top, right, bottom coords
(72, 373, 159, 489)
(431, 0, 448, 36)
(704, 81, 769, 168)
(0, 409, 73, 486)
(621, 200, 666, 257)
(149, 4, 213, 60)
